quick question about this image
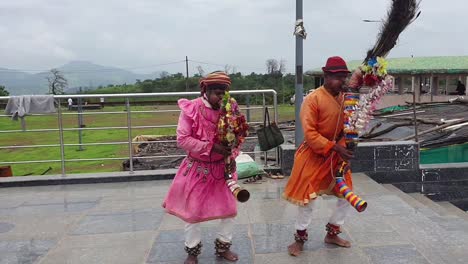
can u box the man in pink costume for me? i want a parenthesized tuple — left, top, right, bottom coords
(163, 71, 241, 264)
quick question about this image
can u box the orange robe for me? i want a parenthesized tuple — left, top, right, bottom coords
(283, 86, 353, 206)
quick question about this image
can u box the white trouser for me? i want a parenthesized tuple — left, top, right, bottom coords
(295, 198, 351, 231)
(185, 217, 236, 248)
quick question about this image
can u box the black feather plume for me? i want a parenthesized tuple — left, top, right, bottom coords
(364, 0, 421, 63)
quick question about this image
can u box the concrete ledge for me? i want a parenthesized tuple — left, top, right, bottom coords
(352, 141, 419, 173)
(280, 141, 420, 178)
(0, 165, 283, 188)
(279, 144, 296, 176)
(357, 140, 416, 147)
(0, 169, 178, 188)
(421, 163, 468, 182)
(420, 162, 468, 169)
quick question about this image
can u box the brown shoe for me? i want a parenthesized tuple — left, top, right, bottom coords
(217, 249, 239, 262)
(184, 255, 198, 264)
(215, 239, 238, 262)
(184, 242, 202, 264)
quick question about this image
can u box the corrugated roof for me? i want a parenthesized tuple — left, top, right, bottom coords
(307, 56, 468, 75)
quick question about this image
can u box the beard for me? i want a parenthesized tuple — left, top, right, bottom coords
(209, 99, 221, 110)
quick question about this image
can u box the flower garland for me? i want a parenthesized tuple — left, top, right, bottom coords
(217, 91, 251, 203)
(347, 56, 393, 135)
(217, 91, 249, 180)
(217, 91, 249, 150)
(336, 58, 391, 214)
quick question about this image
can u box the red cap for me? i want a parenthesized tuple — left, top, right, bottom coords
(322, 56, 350, 73)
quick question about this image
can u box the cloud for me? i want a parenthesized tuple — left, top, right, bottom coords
(0, 0, 466, 74)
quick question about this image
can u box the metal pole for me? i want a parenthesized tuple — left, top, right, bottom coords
(262, 93, 267, 166)
(273, 92, 279, 166)
(295, 0, 304, 148)
(430, 75, 433, 102)
(126, 98, 134, 173)
(412, 76, 419, 142)
(246, 95, 251, 122)
(185, 56, 189, 92)
(57, 99, 66, 176)
(77, 97, 84, 151)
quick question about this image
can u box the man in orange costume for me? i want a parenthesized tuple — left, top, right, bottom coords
(284, 56, 355, 256)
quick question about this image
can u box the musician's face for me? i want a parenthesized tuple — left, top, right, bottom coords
(206, 86, 227, 110)
(325, 72, 349, 94)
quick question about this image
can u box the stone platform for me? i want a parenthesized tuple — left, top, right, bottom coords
(0, 173, 467, 263)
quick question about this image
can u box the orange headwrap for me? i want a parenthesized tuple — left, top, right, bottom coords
(199, 71, 231, 94)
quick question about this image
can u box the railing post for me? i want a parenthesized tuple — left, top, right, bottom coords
(246, 95, 251, 123)
(57, 98, 66, 176)
(262, 93, 267, 166)
(125, 98, 134, 173)
(77, 97, 84, 151)
(273, 92, 279, 166)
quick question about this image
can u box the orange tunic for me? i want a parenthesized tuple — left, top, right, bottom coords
(283, 86, 353, 206)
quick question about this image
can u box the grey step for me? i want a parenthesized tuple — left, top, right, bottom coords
(436, 201, 468, 221)
(383, 183, 468, 223)
(382, 184, 440, 218)
(445, 198, 468, 213)
(408, 193, 459, 218)
(382, 184, 427, 209)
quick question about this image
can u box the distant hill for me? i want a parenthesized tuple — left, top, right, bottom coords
(0, 61, 162, 95)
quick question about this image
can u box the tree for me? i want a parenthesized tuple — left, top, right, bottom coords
(196, 66, 205, 77)
(266, 59, 279, 75)
(159, 71, 170, 79)
(266, 58, 286, 76)
(0, 85, 9, 96)
(224, 64, 232, 74)
(47, 69, 67, 95)
(279, 59, 286, 76)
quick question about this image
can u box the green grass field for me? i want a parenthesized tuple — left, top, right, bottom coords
(0, 104, 294, 176)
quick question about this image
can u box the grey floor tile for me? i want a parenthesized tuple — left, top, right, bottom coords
(362, 245, 430, 264)
(0, 222, 15, 234)
(40, 247, 149, 264)
(0, 202, 97, 216)
(70, 209, 163, 235)
(347, 231, 410, 247)
(40, 232, 154, 264)
(314, 248, 371, 264)
(0, 215, 82, 240)
(0, 239, 57, 264)
(89, 197, 164, 213)
(254, 251, 316, 264)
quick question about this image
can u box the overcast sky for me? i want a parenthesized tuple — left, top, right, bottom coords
(0, 0, 466, 74)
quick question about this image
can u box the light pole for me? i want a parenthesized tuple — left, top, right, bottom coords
(294, 0, 304, 148)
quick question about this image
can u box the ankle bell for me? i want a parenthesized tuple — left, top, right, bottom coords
(185, 242, 202, 257)
(326, 223, 341, 236)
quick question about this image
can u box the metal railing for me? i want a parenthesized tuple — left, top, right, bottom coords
(0, 90, 278, 176)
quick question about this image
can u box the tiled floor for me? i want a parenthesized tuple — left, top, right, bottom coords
(0, 173, 467, 264)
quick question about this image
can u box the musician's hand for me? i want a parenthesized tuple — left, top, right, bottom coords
(229, 160, 237, 172)
(332, 144, 354, 161)
(213, 143, 232, 157)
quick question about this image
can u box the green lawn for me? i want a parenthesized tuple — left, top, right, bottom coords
(0, 104, 295, 176)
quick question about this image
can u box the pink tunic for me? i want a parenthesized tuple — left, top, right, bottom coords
(162, 97, 238, 223)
